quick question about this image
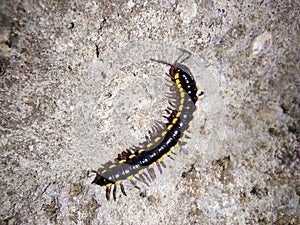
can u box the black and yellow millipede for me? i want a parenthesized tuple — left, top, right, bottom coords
(91, 50, 202, 200)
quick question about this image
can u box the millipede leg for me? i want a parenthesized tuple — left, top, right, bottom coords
(106, 186, 111, 201)
(167, 154, 175, 160)
(145, 135, 151, 142)
(148, 167, 156, 180)
(180, 141, 187, 146)
(130, 179, 141, 189)
(156, 161, 163, 174)
(137, 174, 149, 186)
(151, 167, 156, 179)
(168, 100, 177, 107)
(165, 93, 176, 98)
(161, 160, 166, 168)
(151, 122, 160, 134)
(166, 82, 175, 88)
(113, 185, 117, 201)
(120, 183, 127, 196)
(185, 134, 191, 139)
(143, 171, 152, 183)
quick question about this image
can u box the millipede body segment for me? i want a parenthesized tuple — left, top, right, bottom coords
(92, 56, 200, 201)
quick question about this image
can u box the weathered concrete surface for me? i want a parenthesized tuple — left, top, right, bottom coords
(0, 1, 299, 224)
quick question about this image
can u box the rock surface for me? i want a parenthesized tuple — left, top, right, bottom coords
(0, 1, 299, 224)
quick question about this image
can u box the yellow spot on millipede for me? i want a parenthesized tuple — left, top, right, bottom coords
(127, 175, 133, 180)
(174, 73, 179, 79)
(147, 143, 153, 148)
(167, 124, 173, 130)
(138, 149, 144, 153)
(174, 142, 179, 148)
(115, 180, 122, 185)
(176, 112, 181, 118)
(101, 170, 107, 174)
(176, 79, 180, 84)
(181, 134, 186, 140)
(129, 154, 135, 159)
(179, 105, 183, 111)
(195, 105, 198, 111)
(154, 137, 161, 142)
(109, 164, 116, 169)
(180, 99, 184, 104)
(138, 169, 144, 174)
(167, 150, 172, 156)
(119, 159, 126, 164)
(106, 183, 112, 187)
(161, 131, 167, 136)
(180, 92, 185, 98)
(187, 125, 191, 132)
(157, 157, 163, 163)
(172, 118, 178, 124)
(149, 163, 154, 168)
(177, 83, 182, 88)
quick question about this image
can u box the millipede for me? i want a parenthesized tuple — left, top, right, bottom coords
(91, 50, 202, 201)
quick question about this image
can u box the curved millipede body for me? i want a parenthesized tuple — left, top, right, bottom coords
(92, 53, 201, 201)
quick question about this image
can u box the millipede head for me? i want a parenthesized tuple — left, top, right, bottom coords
(91, 171, 111, 186)
(150, 62, 194, 81)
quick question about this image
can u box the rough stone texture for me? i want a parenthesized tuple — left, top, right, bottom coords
(0, 1, 299, 224)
